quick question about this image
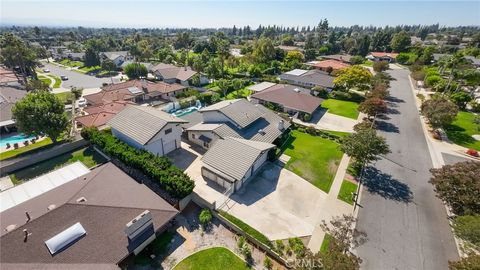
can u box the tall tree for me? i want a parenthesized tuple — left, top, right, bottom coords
(358, 97, 388, 119)
(12, 91, 69, 143)
(390, 30, 411, 52)
(0, 33, 38, 82)
(340, 127, 390, 168)
(333, 65, 372, 91)
(420, 97, 458, 129)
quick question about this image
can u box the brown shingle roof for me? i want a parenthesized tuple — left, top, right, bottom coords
(251, 84, 323, 114)
(0, 163, 178, 265)
(151, 64, 197, 81)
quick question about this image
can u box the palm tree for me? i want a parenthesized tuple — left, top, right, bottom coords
(70, 87, 83, 136)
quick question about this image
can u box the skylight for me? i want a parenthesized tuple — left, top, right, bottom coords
(45, 222, 86, 255)
(127, 86, 142, 95)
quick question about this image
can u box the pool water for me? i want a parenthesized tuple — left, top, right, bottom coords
(171, 107, 199, 117)
(0, 134, 37, 148)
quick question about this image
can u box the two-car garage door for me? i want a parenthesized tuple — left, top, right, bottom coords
(202, 167, 233, 190)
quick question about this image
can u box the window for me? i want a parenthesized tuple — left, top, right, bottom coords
(203, 142, 209, 148)
(165, 128, 172, 135)
(192, 133, 196, 139)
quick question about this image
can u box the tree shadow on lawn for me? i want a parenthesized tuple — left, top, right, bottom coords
(362, 166, 413, 203)
(444, 123, 477, 146)
(376, 120, 400, 133)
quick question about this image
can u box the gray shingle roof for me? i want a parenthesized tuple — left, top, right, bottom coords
(279, 69, 334, 88)
(201, 137, 274, 181)
(189, 104, 291, 144)
(108, 105, 187, 145)
(200, 99, 264, 128)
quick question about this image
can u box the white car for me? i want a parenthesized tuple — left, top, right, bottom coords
(43, 68, 50, 73)
(77, 98, 87, 107)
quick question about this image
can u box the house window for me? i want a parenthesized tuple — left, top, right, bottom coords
(165, 128, 172, 135)
(203, 142, 209, 148)
(192, 134, 196, 139)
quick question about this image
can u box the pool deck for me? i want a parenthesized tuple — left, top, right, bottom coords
(0, 136, 48, 153)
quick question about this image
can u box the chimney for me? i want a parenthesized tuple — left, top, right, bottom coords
(25, 211, 31, 223)
(141, 78, 147, 90)
(278, 120, 285, 131)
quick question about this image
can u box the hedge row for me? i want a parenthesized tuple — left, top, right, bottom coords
(219, 210, 273, 248)
(81, 127, 194, 199)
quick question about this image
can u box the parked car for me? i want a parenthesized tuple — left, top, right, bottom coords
(77, 98, 87, 107)
(60, 75, 68, 80)
(43, 68, 50, 73)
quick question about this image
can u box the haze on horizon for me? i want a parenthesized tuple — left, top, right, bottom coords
(1, 0, 479, 29)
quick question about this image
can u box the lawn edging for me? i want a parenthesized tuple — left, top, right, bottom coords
(215, 210, 289, 267)
(171, 246, 250, 270)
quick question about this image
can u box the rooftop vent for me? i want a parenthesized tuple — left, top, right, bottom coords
(76, 197, 87, 203)
(258, 129, 266, 135)
(293, 88, 300, 93)
(47, 204, 56, 211)
(5, 224, 16, 232)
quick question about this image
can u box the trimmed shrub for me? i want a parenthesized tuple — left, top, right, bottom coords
(81, 127, 194, 199)
(452, 215, 480, 246)
(373, 61, 389, 72)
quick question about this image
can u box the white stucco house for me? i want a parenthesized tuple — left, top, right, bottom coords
(108, 105, 187, 156)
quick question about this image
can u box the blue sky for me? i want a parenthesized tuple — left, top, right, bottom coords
(2, 1, 479, 28)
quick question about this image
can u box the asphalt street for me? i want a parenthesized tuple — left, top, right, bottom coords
(41, 62, 120, 89)
(356, 68, 459, 270)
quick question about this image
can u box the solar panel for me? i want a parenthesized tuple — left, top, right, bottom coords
(128, 87, 142, 95)
(45, 222, 86, 255)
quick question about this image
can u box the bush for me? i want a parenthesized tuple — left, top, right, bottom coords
(373, 61, 389, 72)
(275, 240, 285, 254)
(396, 52, 418, 65)
(449, 254, 480, 270)
(424, 75, 444, 88)
(263, 256, 273, 269)
(80, 127, 194, 199)
(411, 70, 426, 81)
(220, 211, 273, 248)
(350, 55, 365, 65)
(124, 63, 148, 79)
(288, 237, 305, 257)
(237, 236, 251, 259)
(452, 215, 480, 246)
(199, 209, 213, 227)
(328, 90, 364, 102)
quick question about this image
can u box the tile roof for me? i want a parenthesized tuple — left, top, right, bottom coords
(0, 86, 27, 122)
(251, 84, 323, 114)
(307, 59, 351, 70)
(151, 63, 198, 81)
(84, 80, 185, 105)
(201, 137, 275, 181)
(0, 163, 178, 265)
(108, 105, 187, 145)
(0, 67, 20, 84)
(200, 99, 265, 129)
(75, 111, 118, 128)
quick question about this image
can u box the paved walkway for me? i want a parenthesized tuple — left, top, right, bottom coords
(293, 112, 358, 133)
(307, 154, 353, 253)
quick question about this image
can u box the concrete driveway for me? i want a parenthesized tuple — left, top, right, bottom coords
(294, 108, 358, 133)
(41, 62, 120, 89)
(223, 162, 328, 240)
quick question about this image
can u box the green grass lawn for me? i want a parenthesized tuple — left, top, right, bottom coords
(320, 234, 333, 254)
(444, 111, 480, 151)
(362, 60, 373, 67)
(173, 247, 251, 270)
(59, 59, 84, 68)
(0, 138, 53, 161)
(321, 98, 360, 119)
(9, 146, 107, 184)
(133, 231, 173, 266)
(337, 179, 358, 205)
(225, 88, 252, 100)
(79, 65, 101, 73)
(284, 130, 344, 193)
(55, 92, 73, 104)
(38, 75, 52, 86)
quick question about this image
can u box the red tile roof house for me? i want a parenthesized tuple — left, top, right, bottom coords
(250, 84, 324, 116)
(83, 79, 187, 106)
(0, 162, 178, 269)
(75, 100, 133, 129)
(366, 52, 399, 63)
(150, 63, 209, 87)
(306, 59, 351, 72)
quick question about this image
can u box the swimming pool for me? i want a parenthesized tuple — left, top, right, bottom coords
(171, 106, 199, 117)
(0, 134, 37, 148)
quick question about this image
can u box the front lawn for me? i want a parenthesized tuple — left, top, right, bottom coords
(173, 247, 251, 270)
(55, 92, 73, 104)
(79, 65, 101, 73)
(59, 59, 84, 68)
(444, 111, 480, 151)
(321, 99, 359, 119)
(284, 130, 344, 193)
(0, 138, 53, 161)
(320, 234, 333, 254)
(9, 146, 107, 184)
(337, 179, 358, 205)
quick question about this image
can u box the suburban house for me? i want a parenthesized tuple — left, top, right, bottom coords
(75, 100, 133, 129)
(321, 54, 353, 64)
(67, 52, 85, 61)
(108, 105, 187, 156)
(366, 52, 399, 62)
(0, 86, 27, 133)
(250, 84, 323, 116)
(150, 63, 209, 86)
(99, 51, 134, 67)
(247, 81, 277, 93)
(185, 99, 290, 150)
(0, 162, 178, 268)
(279, 69, 334, 89)
(0, 67, 21, 86)
(83, 79, 186, 106)
(201, 137, 275, 191)
(306, 59, 351, 72)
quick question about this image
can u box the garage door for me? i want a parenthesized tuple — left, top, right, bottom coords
(163, 140, 176, 154)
